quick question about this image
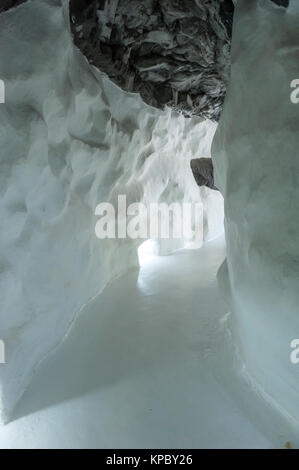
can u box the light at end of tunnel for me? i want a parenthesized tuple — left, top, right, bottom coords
(138, 239, 159, 267)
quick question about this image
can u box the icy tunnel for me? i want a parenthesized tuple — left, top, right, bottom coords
(0, 0, 299, 450)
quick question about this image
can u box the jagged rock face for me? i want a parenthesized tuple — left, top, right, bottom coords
(70, 0, 234, 121)
(272, 0, 289, 6)
(190, 158, 217, 190)
(0, 0, 27, 13)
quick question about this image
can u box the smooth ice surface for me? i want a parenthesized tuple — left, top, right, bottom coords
(213, 0, 299, 423)
(1, 237, 298, 449)
(0, 0, 223, 421)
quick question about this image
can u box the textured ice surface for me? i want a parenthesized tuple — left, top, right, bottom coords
(0, 237, 285, 449)
(0, 0, 223, 422)
(213, 0, 299, 422)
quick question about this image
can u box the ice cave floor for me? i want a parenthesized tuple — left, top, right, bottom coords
(0, 236, 298, 449)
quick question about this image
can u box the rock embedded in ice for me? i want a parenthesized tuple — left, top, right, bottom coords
(0, 0, 27, 13)
(0, 0, 223, 422)
(190, 158, 217, 191)
(70, 0, 234, 121)
(272, 0, 289, 7)
(213, 0, 299, 421)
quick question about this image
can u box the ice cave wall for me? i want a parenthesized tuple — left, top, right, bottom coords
(212, 0, 299, 422)
(0, 0, 223, 422)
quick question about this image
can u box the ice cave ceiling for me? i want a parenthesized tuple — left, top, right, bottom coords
(1, 0, 289, 120)
(68, 0, 288, 121)
(70, 0, 234, 121)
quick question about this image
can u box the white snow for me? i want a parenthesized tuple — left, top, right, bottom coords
(212, 0, 299, 424)
(1, 237, 297, 449)
(0, 0, 223, 422)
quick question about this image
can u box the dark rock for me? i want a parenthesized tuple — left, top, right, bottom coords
(190, 157, 217, 190)
(271, 0, 289, 7)
(70, 0, 234, 121)
(0, 0, 27, 14)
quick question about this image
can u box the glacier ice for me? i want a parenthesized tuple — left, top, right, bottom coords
(213, 0, 299, 422)
(0, 0, 223, 422)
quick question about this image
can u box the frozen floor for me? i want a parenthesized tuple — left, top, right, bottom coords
(0, 236, 297, 449)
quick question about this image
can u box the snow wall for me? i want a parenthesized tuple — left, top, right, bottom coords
(213, 0, 299, 423)
(0, 0, 223, 422)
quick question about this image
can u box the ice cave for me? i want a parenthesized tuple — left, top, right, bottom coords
(0, 0, 299, 451)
